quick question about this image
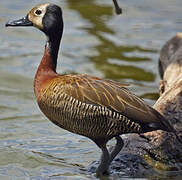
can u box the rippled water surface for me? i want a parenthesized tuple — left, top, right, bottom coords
(1, 0, 182, 179)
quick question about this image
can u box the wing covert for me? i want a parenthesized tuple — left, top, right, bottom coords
(54, 74, 160, 124)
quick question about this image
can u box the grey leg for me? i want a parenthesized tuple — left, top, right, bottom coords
(96, 146, 110, 177)
(110, 136, 124, 163)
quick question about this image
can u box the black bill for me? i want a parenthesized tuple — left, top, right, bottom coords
(5, 15, 33, 27)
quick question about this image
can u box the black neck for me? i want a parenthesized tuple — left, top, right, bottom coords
(46, 31, 62, 69)
(41, 4, 64, 70)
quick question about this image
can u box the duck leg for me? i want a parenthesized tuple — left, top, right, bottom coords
(96, 136, 124, 177)
(110, 136, 124, 163)
(96, 145, 110, 177)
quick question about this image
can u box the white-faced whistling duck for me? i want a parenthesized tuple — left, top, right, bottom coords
(6, 3, 180, 177)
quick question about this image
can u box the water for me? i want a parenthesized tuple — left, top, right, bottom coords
(0, 0, 182, 179)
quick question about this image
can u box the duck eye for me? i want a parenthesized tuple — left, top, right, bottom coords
(35, 9, 42, 15)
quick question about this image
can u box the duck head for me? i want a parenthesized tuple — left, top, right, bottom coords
(6, 3, 64, 37)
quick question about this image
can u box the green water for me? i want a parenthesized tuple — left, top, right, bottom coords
(0, 0, 182, 179)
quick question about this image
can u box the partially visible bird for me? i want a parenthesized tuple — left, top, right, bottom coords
(113, 0, 122, 14)
(158, 33, 182, 79)
(6, 3, 178, 177)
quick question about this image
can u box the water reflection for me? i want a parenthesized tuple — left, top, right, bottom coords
(67, 0, 156, 82)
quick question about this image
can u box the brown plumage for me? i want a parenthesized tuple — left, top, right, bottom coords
(6, 3, 177, 177)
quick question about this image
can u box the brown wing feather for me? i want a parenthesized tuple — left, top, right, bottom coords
(54, 74, 160, 125)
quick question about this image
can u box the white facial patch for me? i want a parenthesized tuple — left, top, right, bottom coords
(28, 3, 50, 30)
